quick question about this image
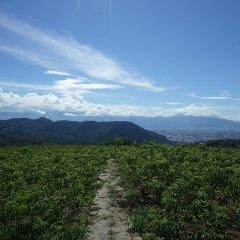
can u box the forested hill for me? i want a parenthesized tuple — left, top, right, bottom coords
(0, 117, 170, 146)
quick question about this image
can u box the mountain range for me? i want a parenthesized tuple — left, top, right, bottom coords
(1, 113, 240, 130)
(0, 118, 170, 146)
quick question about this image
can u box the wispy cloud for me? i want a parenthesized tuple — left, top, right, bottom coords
(202, 96, 231, 100)
(45, 70, 71, 76)
(164, 102, 182, 105)
(0, 81, 51, 91)
(76, 0, 81, 13)
(53, 78, 121, 91)
(0, 11, 175, 92)
(0, 78, 122, 94)
(189, 91, 232, 100)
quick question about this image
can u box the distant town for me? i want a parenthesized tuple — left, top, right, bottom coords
(155, 129, 240, 143)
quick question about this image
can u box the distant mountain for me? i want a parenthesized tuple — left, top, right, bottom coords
(127, 115, 240, 130)
(65, 115, 240, 130)
(0, 118, 170, 146)
(1, 114, 240, 130)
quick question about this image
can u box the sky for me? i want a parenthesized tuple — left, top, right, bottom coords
(0, 0, 240, 120)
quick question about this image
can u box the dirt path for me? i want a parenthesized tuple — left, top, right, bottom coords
(88, 159, 141, 240)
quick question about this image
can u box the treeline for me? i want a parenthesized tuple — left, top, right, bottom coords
(205, 139, 240, 148)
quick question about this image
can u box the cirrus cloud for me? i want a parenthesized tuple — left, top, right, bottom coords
(45, 70, 71, 76)
(189, 91, 232, 100)
(0, 11, 176, 92)
(0, 78, 122, 94)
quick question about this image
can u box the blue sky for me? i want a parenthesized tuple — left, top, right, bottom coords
(0, 0, 240, 120)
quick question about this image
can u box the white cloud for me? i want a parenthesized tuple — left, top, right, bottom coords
(45, 70, 71, 76)
(63, 112, 78, 117)
(36, 109, 46, 115)
(176, 104, 219, 117)
(0, 79, 122, 94)
(0, 89, 231, 119)
(164, 102, 182, 105)
(189, 91, 232, 100)
(202, 96, 231, 100)
(0, 90, 142, 116)
(0, 12, 176, 92)
(53, 78, 121, 92)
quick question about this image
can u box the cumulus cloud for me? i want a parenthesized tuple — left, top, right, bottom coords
(0, 90, 148, 116)
(0, 89, 225, 118)
(175, 104, 219, 117)
(0, 12, 176, 92)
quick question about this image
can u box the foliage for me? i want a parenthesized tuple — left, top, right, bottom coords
(205, 139, 240, 148)
(0, 145, 110, 239)
(104, 137, 136, 146)
(115, 143, 240, 240)
(1, 143, 240, 239)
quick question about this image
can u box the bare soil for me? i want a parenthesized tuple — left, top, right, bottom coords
(88, 159, 141, 240)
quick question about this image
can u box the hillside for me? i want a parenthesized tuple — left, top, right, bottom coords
(0, 117, 170, 146)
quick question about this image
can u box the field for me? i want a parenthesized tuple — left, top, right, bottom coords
(0, 144, 240, 239)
